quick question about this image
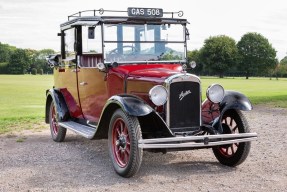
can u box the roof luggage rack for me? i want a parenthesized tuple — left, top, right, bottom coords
(68, 8, 184, 21)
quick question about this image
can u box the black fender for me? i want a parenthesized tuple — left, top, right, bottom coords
(220, 90, 252, 112)
(212, 90, 252, 132)
(93, 94, 173, 139)
(45, 89, 70, 123)
(107, 95, 153, 116)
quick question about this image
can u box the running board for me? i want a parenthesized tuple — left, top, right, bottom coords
(138, 133, 257, 149)
(59, 121, 96, 139)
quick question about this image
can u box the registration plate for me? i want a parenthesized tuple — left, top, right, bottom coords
(128, 7, 163, 17)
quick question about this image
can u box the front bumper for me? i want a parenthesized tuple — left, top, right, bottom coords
(138, 133, 257, 149)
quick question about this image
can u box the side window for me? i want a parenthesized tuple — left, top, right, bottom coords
(80, 25, 103, 68)
(82, 26, 102, 54)
(64, 28, 76, 59)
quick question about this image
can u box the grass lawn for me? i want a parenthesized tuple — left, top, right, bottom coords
(0, 75, 53, 134)
(0, 75, 286, 134)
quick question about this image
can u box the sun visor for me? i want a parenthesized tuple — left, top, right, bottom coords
(61, 18, 100, 30)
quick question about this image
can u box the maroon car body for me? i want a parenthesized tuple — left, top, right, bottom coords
(46, 8, 257, 177)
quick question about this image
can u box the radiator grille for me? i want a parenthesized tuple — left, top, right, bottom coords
(169, 81, 200, 129)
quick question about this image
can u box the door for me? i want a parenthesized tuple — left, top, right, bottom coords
(77, 25, 108, 122)
(54, 27, 83, 119)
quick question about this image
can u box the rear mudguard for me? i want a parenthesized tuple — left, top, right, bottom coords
(204, 90, 252, 132)
(45, 89, 70, 123)
(94, 94, 173, 139)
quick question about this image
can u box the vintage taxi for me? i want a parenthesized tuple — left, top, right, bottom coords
(46, 7, 257, 177)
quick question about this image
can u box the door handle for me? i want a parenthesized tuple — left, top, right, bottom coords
(80, 82, 88, 86)
(71, 69, 80, 72)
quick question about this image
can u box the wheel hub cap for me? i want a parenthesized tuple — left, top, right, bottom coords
(118, 135, 127, 148)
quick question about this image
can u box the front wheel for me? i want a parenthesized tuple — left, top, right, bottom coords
(49, 101, 66, 142)
(212, 109, 251, 166)
(108, 109, 143, 177)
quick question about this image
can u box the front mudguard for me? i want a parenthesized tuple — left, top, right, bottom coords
(203, 90, 252, 132)
(45, 89, 70, 123)
(108, 95, 153, 116)
(220, 91, 252, 113)
(94, 94, 173, 139)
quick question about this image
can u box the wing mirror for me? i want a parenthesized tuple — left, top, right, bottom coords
(46, 54, 60, 68)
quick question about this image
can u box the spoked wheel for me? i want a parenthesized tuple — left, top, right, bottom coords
(49, 101, 66, 142)
(212, 109, 251, 166)
(108, 109, 143, 177)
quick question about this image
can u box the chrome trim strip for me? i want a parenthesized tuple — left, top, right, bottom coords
(139, 138, 257, 149)
(138, 133, 258, 149)
(139, 133, 257, 144)
(165, 73, 200, 84)
(164, 73, 201, 127)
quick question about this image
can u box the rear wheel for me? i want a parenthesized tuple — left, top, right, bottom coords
(49, 101, 66, 142)
(108, 109, 143, 177)
(212, 109, 251, 166)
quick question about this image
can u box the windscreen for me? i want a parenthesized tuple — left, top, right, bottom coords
(104, 23, 186, 63)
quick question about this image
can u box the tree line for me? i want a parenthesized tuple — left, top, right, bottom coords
(187, 32, 287, 79)
(0, 42, 54, 75)
(1, 32, 287, 78)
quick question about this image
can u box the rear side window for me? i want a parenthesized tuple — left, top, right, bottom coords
(82, 25, 102, 54)
(80, 25, 103, 68)
(64, 28, 76, 58)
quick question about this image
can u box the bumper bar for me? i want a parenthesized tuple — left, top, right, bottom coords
(138, 133, 257, 149)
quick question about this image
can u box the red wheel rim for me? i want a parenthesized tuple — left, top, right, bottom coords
(218, 116, 239, 157)
(112, 118, 130, 168)
(51, 105, 59, 135)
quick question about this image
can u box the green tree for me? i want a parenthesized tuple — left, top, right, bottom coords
(8, 49, 31, 74)
(0, 42, 16, 63)
(277, 56, 287, 77)
(200, 35, 238, 78)
(280, 56, 287, 65)
(37, 68, 44, 75)
(0, 43, 10, 63)
(0, 62, 9, 74)
(237, 32, 277, 79)
(31, 68, 37, 75)
(0, 42, 55, 74)
(34, 49, 55, 73)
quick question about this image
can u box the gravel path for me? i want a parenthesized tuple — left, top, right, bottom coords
(0, 105, 286, 192)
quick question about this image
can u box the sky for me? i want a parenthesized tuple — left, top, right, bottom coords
(0, 0, 286, 60)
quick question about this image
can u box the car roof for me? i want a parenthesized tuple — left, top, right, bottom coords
(60, 9, 189, 30)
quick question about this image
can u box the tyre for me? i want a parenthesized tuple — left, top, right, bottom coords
(49, 101, 66, 142)
(108, 109, 143, 177)
(212, 109, 251, 166)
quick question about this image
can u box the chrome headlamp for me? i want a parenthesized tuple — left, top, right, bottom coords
(149, 85, 168, 106)
(206, 84, 225, 103)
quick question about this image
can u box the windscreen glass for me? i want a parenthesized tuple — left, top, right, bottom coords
(104, 23, 185, 63)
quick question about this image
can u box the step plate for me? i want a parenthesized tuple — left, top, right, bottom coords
(59, 121, 96, 139)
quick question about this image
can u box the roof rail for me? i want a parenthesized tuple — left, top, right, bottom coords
(68, 8, 184, 21)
